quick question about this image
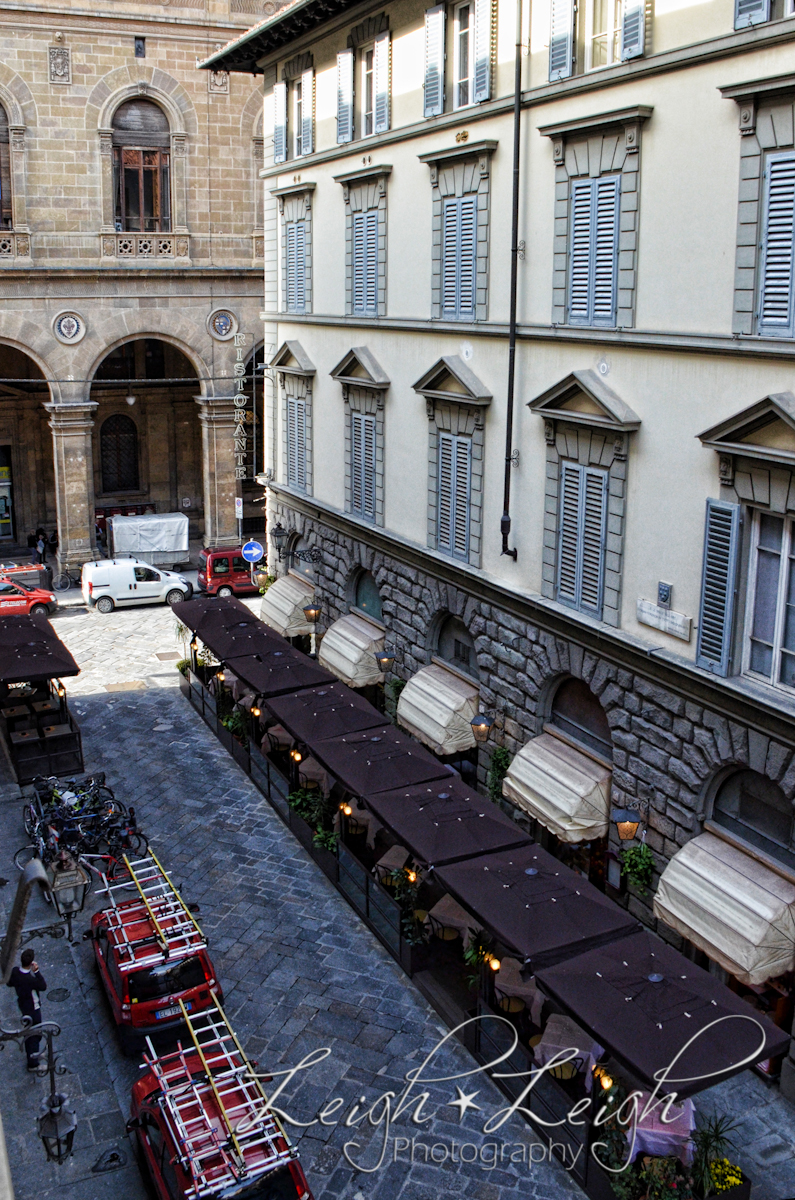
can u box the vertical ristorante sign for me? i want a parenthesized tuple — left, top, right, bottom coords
(232, 332, 249, 480)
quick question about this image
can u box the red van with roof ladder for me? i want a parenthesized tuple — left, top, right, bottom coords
(91, 850, 221, 1053)
(128, 999, 313, 1200)
(198, 548, 259, 597)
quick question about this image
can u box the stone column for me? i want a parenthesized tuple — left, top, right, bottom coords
(196, 394, 239, 548)
(45, 388, 99, 570)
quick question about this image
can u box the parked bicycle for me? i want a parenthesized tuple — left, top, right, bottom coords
(53, 565, 82, 592)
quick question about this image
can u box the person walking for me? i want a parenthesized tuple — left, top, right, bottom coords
(7, 949, 47, 1071)
(26, 532, 37, 565)
(36, 534, 45, 564)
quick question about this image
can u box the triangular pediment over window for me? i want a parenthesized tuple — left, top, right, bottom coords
(412, 356, 492, 407)
(698, 393, 795, 465)
(528, 369, 640, 431)
(270, 340, 315, 376)
(330, 346, 390, 390)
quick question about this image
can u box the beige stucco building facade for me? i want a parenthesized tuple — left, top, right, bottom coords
(211, 0, 795, 1094)
(0, 0, 286, 564)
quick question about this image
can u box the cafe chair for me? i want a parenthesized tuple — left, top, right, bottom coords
(373, 844, 409, 883)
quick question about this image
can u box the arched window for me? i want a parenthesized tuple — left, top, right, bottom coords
(112, 100, 170, 233)
(550, 677, 612, 761)
(353, 570, 382, 621)
(0, 104, 11, 230)
(100, 414, 139, 493)
(713, 770, 795, 866)
(437, 614, 478, 680)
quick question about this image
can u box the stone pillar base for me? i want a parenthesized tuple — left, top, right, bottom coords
(196, 394, 240, 548)
(45, 397, 98, 570)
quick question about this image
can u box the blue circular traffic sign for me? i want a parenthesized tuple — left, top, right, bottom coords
(241, 540, 264, 563)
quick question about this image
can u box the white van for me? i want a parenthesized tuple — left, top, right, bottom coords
(81, 558, 193, 614)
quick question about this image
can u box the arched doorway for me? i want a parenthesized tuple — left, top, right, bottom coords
(90, 338, 203, 541)
(0, 344, 54, 549)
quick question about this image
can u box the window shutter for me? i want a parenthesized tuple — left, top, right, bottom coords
(620, 0, 645, 59)
(424, 5, 446, 118)
(442, 198, 460, 317)
(351, 412, 364, 514)
(759, 154, 795, 336)
(300, 69, 314, 156)
(294, 220, 306, 311)
(336, 50, 354, 144)
(473, 0, 492, 103)
(580, 468, 607, 615)
(374, 32, 391, 134)
(273, 81, 287, 164)
(352, 212, 366, 314)
(549, 0, 574, 82)
(458, 196, 477, 317)
(453, 437, 471, 558)
(696, 500, 741, 676)
(365, 210, 378, 313)
(438, 432, 454, 552)
(592, 176, 620, 326)
(287, 396, 305, 488)
(557, 463, 581, 605)
(286, 222, 296, 312)
(569, 181, 593, 325)
(735, 0, 769, 27)
(362, 415, 376, 520)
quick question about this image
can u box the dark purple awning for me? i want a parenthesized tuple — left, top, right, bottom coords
(311, 725, 453, 797)
(201, 623, 284, 662)
(225, 648, 335, 698)
(0, 614, 79, 681)
(264, 682, 386, 743)
(535, 929, 791, 1098)
(171, 595, 259, 635)
(434, 844, 638, 970)
(364, 779, 532, 867)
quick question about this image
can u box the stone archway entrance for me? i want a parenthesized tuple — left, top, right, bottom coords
(0, 344, 55, 548)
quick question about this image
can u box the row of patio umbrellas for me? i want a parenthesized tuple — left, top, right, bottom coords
(173, 594, 789, 1098)
(0, 612, 80, 682)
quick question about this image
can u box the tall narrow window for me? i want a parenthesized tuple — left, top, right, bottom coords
(351, 413, 376, 520)
(352, 211, 378, 316)
(111, 100, 171, 233)
(745, 511, 795, 690)
(695, 499, 741, 678)
(442, 196, 477, 320)
(100, 414, 139, 493)
(758, 153, 795, 338)
(454, 2, 474, 109)
(438, 433, 471, 560)
(286, 396, 306, 491)
(285, 220, 306, 313)
(294, 80, 303, 158)
(362, 47, 374, 136)
(585, 0, 623, 69)
(557, 463, 607, 618)
(0, 104, 11, 230)
(569, 176, 620, 327)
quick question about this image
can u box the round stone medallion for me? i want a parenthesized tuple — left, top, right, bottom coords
(207, 308, 238, 341)
(52, 311, 86, 344)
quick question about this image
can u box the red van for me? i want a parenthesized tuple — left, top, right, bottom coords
(129, 1003, 313, 1200)
(91, 852, 221, 1053)
(198, 547, 259, 597)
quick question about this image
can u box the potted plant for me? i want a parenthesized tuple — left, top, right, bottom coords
(487, 747, 512, 803)
(690, 1117, 749, 1200)
(620, 841, 655, 895)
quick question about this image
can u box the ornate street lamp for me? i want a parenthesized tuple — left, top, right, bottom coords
(38, 1091, 77, 1164)
(374, 647, 396, 674)
(269, 524, 322, 566)
(45, 851, 90, 942)
(302, 601, 321, 624)
(470, 713, 493, 743)
(610, 802, 647, 841)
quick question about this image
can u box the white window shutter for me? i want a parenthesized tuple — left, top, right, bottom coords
(424, 5, 446, 118)
(337, 50, 354, 144)
(549, 0, 574, 82)
(735, 0, 769, 27)
(568, 181, 593, 325)
(473, 0, 492, 103)
(365, 210, 378, 313)
(374, 32, 391, 134)
(620, 0, 645, 59)
(438, 433, 454, 552)
(696, 500, 741, 676)
(300, 69, 314, 155)
(592, 176, 620, 326)
(351, 412, 364, 514)
(557, 463, 581, 605)
(452, 437, 471, 558)
(580, 468, 607, 616)
(759, 154, 795, 336)
(273, 81, 287, 164)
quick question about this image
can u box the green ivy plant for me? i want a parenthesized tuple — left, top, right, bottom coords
(463, 928, 496, 990)
(620, 841, 655, 893)
(487, 746, 512, 803)
(257, 574, 276, 595)
(313, 828, 339, 852)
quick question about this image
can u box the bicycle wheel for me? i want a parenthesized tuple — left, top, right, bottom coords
(23, 803, 39, 839)
(53, 572, 72, 592)
(14, 845, 39, 870)
(124, 831, 149, 856)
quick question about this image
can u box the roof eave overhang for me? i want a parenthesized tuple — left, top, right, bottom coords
(198, 0, 363, 75)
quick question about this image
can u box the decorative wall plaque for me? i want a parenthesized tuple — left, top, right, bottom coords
(49, 46, 71, 85)
(207, 309, 238, 341)
(52, 311, 86, 344)
(208, 70, 229, 95)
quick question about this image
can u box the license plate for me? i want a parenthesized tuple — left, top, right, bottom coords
(155, 1002, 190, 1021)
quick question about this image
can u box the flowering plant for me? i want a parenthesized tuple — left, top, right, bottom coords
(708, 1160, 743, 1193)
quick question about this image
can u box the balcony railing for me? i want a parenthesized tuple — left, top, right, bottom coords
(0, 233, 30, 259)
(102, 233, 190, 260)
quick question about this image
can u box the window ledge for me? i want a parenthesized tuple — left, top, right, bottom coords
(417, 139, 498, 167)
(430, 653, 480, 688)
(537, 105, 654, 141)
(703, 819, 795, 887)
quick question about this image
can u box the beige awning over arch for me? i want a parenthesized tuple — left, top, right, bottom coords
(317, 613, 385, 688)
(653, 832, 795, 986)
(259, 573, 315, 638)
(396, 663, 479, 756)
(501, 733, 611, 843)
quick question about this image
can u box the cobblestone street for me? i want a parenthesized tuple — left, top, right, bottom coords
(1, 601, 794, 1200)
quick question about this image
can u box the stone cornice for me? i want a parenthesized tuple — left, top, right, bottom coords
(269, 481, 795, 742)
(332, 164, 393, 185)
(537, 106, 653, 140)
(416, 139, 498, 167)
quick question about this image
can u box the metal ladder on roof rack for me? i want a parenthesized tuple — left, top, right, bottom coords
(97, 850, 207, 969)
(144, 997, 297, 1200)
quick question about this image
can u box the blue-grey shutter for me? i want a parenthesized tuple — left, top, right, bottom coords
(569, 177, 619, 327)
(352, 212, 366, 314)
(286, 222, 296, 311)
(473, 0, 492, 103)
(442, 196, 477, 319)
(287, 397, 306, 489)
(442, 198, 460, 317)
(438, 433, 454, 552)
(300, 69, 314, 156)
(549, 0, 574, 82)
(337, 50, 354, 144)
(286, 221, 305, 313)
(273, 81, 287, 164)
(352, 211, 378, 315)
(362, 415, 376, 520)
(452, 437, 471, 559)
(557, 463, 581, 606)
(568, 181, 593, 325)
(759, 154, 795, 337)
(557, 463, 606, 616)
(735, 0, 769, 27)
(351, 412, 364, 514)
(424, 5, 446, 118)
(374, 32, 390, 134)
(696, 500, 741, 676)
(620, 0, 645, 59)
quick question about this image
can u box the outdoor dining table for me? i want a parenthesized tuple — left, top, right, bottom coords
(532, 1013, 604, 1091)
(298, 756, 330, 798)
(425, 893, 481, 946)
(628, 1091, 695, 1164)
(493, 957, 545, 1023)
(2, 704, 30, 718)
(373, 844, 409, 882)
(41, 723, 72, 739)
(264, 723, 294, 751)
(10, 728, 39, 743)
(334, 799, 383, 848)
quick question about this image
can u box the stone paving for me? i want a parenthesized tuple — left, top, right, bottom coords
(0, 599, 794, 1200)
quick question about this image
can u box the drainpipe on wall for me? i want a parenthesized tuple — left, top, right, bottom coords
(500, 0, 523, 562)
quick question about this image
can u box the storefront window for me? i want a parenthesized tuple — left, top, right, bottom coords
(354, 570, 382, 620)
(713, 769, 795, 870)
(437, 614, 478, 680)
(550, 676, 612, 761)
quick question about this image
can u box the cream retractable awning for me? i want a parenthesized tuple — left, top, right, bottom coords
(259, 574, 315, 638)
(396, 663, 479, 756)
(317, 613, 385, 688)
(653, 832, 795, 986)
(501, 733, 611, 843)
